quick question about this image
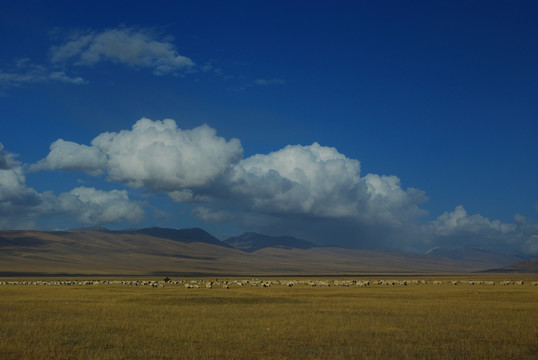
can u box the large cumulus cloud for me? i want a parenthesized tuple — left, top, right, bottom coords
(35, 121, 426, 230)
(35, 118, 243, 191)
(95, 119, 242, 190)
(32, 139, 107, 175)
(0, 143, 41, 208)
(55, 187, 145, 224)
(424, 205, 514, 237)
(30, 119, 538, 255)
(229, 143, 363, 217)
(0, 142, 145, 229)
(225, 143, 427, 227)
(421, 206, 536, 255)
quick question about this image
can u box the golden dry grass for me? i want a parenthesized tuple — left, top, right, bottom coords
(0, 278, 537, 359)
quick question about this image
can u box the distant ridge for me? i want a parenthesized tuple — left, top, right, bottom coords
(224, 232, 318, 252)
(424, 247, 522, 267)
(483, 258, 538, 273)
(122, 227, 233, 248)
(0, 227, 531, 275)
(69, 226, 111, 232)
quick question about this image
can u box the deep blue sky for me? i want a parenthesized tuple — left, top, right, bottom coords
(1, 1, 537, 254)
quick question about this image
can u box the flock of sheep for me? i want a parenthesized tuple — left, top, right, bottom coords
(0, 278, 536, 288)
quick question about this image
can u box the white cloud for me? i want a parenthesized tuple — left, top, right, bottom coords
(193, 206, 230, 223)
(362, 174, 428, 226)
(513, 215, 538, 255)
(94, 118, 243, 189)
(57, 187, 145, 224)
(33, 127, 429, 244)
(29, 122, 537, 255)
(227, 143, 427, 225)
(239, 78, 287, 90)
(0, 165, 40, 206)
(0, 144, 47, 228)
(48, 71, 86, 84)
(0, 59, 86, 87)
(35, 118, 244, 191)
(0, 143, 40, 206)
(32, 139, 107, 175)
(419, 206, 538, 255)
(51, 27, 194, 75)
(0, 183, 145, 229)
(424, 205, 514, 237)
(168, 189, 211, 203)
(0, 143, 145, 229)
(254, 78, 286, 86)
(229, 143, 363, 217)
(2, 26, 194, 89)
(0, 143, 16, 169)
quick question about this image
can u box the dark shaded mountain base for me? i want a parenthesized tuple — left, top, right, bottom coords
(1, 228, 534, 275)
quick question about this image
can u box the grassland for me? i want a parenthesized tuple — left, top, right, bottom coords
(1, 276, 537, 359)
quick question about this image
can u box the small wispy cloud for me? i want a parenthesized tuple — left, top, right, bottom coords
(254, 78, 286, 86)
(50, 27, 195, 76)
(0, 59, 86, 88)
(1, 26, 195, 90)
(239, 78, 287, 91)
(2, 26, 284, 91)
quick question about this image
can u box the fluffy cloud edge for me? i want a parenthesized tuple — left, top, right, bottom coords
(31, 139, 107, 175)
(58, 186, 146, 224)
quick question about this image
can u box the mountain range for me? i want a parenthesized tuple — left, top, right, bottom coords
(223, 232, 317, 252)
(0, 227, 533, 276)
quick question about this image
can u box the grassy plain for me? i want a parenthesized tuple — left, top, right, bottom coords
(1, 276, 537, 360)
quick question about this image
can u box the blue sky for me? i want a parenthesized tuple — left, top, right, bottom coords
(1, 1, 537, 255)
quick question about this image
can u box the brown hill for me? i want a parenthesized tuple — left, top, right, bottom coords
(223, 232, 317, 252)
(0, 228, 523, 276)
(425, 247, 523, 270)
(484, 258, 538, 273)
